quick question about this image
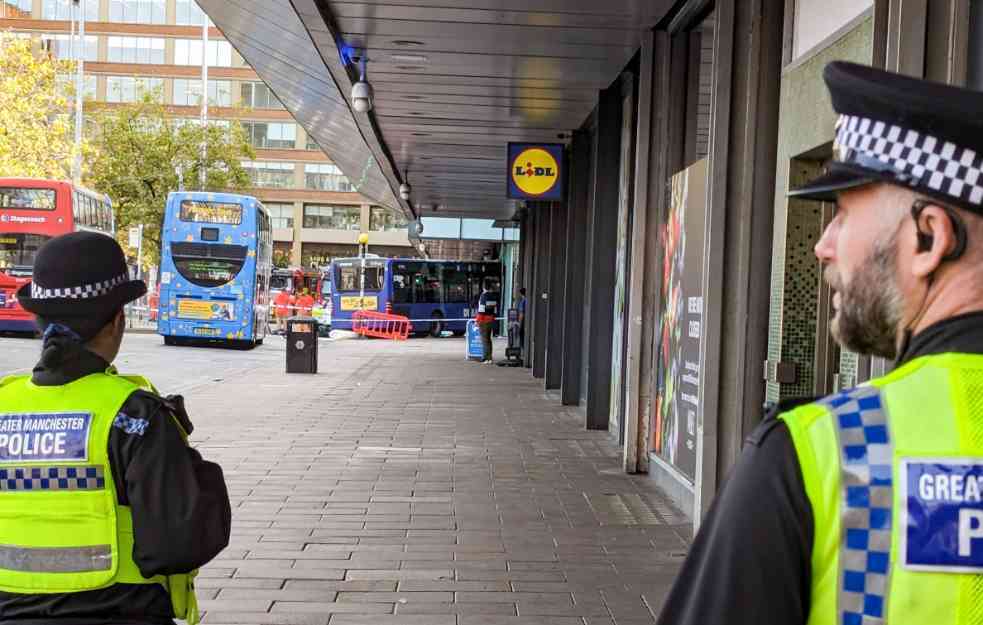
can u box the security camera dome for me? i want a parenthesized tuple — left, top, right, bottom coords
(351, 80, 373, 113)
(399, 183, 412, 200)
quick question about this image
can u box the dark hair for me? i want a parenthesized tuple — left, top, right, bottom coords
(483, 277, 496, 291)
(34, 309, 121, 368)
(519, 288, 526, 296)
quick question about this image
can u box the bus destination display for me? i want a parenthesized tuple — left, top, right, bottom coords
(179, 200, 243, 225)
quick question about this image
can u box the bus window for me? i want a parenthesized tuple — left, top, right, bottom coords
(337, 265, 358, 291)
(171, 243, 248, 288)
(0, 187, 56, 210)
(417, 264, 442, 304)
(0, 233, 50, 276)
(442, 265, 468, 304)
(391, 262, 418, 303)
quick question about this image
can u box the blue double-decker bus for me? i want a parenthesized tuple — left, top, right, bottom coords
(330, 257, 501, 336)
(157, 191, 272, 348)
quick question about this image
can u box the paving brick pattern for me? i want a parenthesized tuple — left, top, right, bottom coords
(188, 337, 690, 625)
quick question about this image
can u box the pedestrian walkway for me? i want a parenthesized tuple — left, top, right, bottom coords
(190, 337, 690, 625)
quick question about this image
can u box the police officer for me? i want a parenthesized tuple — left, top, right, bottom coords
(475, 278, 499, 363)
(0, 232, 231, 624)
(657, 62, 983, 625)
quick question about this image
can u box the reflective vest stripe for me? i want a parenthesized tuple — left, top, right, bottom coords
(0, 465, 105, 491)
(0, 544, 111, 573)
(822, 386, 894, 625)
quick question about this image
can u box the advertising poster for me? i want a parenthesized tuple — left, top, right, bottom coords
(651, 159, 708, 482)
(177, 299, 236, 321)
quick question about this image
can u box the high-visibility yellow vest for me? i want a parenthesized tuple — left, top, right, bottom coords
(0, 371, 198, 624)
(781, 353, 983, 624)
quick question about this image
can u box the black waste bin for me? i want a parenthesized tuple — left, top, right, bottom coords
(286, 317, 318, 374)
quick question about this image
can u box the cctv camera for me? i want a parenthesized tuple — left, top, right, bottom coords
(352, 80, 373, 113)
(399, 183, 412, 200)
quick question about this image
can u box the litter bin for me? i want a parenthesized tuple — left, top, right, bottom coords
(286, 317, 318, 374)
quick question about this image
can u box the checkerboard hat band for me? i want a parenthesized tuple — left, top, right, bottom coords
(835, 114, 983, 207)
(30, 273, 129, 300)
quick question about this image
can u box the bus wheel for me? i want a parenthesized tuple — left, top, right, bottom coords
(429, 314, 444, 338)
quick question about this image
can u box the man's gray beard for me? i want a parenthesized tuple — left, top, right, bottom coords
(828, 232, 904, 360)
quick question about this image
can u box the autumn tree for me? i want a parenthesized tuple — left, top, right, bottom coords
(86, 92, 254, 266)
(0, 31, 82, 178)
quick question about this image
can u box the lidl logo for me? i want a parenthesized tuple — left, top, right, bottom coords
(507, 143, 564, 200)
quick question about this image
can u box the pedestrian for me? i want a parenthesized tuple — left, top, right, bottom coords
(0, 232, 230, 624)
(516, 287, 527, 348)
(657, 61, 983, 625)
(475, 277, 499, 363)
(273, 287, 292, 334)
(296, 287, 315, 317)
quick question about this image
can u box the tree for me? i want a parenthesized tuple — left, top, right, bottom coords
(86, 91, 255, 267)
(0, 32, 82, 178)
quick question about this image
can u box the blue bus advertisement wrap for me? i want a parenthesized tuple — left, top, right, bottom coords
(157, 192, 273, 348)
(330, 258, 501, 337)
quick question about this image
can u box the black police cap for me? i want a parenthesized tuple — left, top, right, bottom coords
(790, 61, 983, 214)
(17, 231, 147, 318)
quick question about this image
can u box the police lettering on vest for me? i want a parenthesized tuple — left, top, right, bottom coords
(0, 413, 90, 462)
(905, 460, 983, 571)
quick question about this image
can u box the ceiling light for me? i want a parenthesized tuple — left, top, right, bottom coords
(391, 54, 428, 64)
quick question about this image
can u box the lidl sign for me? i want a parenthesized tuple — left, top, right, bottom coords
(507, 143, 564, 201)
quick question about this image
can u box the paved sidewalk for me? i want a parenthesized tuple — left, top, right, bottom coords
(190, 337, 690, 625)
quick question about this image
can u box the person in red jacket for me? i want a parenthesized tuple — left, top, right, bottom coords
(273, 289, 294, 334)
(296, 288, 315, 317)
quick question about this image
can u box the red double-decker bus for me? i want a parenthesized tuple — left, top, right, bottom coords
(0, 178, 115, 333)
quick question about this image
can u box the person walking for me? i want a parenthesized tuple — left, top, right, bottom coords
(656, 62, 983, 625)
(516, 287, 527, 348)
(0, 232, 231, 625)
(273, 287, 294, 334)
(475, 278, 499, 364)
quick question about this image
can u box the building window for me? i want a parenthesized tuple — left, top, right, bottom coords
(241, 121, 297, 149)
(369, 207, 406, 232)
(265, 203, 294, 229)
(303, 204, 361, 230)
(40, 34, 98, 62)
(304, 163, 353, 192)
(174, 39, 233, 67)
(106, 76, 164, 103)
(241, 161, 294, 188)
(239, 82, 283, 109)
(56, 74, 97, 100)
(4, 0, 33, 15)
(108, 0, 165, 24)
(173, 79, 232, 107)
(306, 135, 320, 151)
(107, 37, 166, 64)
(792, 0, 873, 62)
(42, 0, 97, 20)
(175, 0, 211, 26)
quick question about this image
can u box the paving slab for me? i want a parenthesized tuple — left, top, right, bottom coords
(0, 334, 687, 625)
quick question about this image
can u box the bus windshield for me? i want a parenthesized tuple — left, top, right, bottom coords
(336, 264, 384, 292)
(0, 233, 50, 276)
(0, 187, 56, 210)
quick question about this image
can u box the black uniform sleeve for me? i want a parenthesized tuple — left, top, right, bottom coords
(654, 409, 814, 625)
(110, 390, 231, 577)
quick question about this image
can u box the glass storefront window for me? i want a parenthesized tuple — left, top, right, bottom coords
(369, 207, 406, 232)
(302, 205, 361, 230)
